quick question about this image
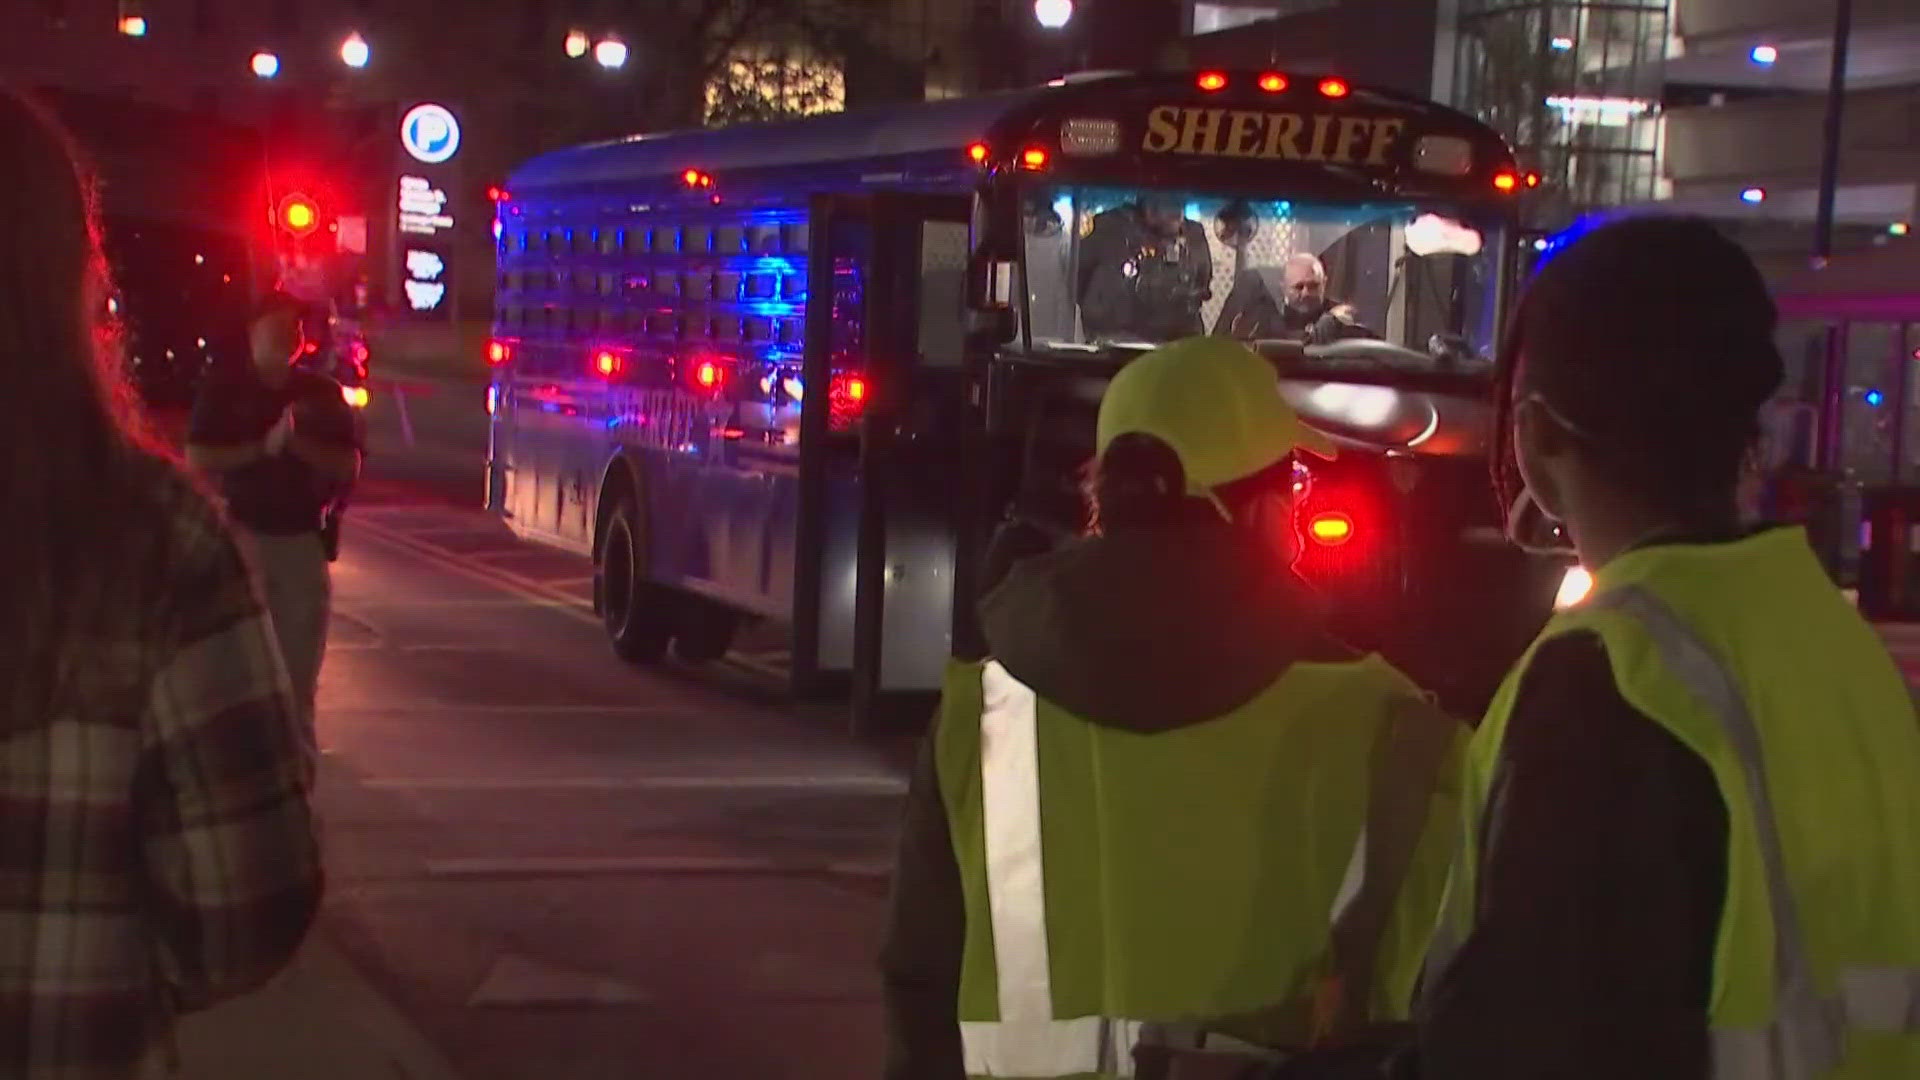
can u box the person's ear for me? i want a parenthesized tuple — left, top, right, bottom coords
(1513, 397, 1576, 521)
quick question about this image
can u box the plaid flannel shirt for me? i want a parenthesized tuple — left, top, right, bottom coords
(0, 466, 322, 1079)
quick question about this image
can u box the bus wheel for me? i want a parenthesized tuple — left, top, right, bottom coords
(672, 600, 737, 664)
(599, 498, 671, 664)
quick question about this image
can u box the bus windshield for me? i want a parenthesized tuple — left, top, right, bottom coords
(1022, 184, 1505, 367)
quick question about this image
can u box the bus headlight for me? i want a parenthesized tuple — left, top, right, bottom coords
(1555, 566, 1593, 610)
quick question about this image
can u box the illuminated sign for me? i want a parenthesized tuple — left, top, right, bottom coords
(401, 103, 461, 164)
(1140, 106, 1407, 166)
(397, 175, 454, 236)
(403, 248, 449, 312)
(405, 249, 446, 281)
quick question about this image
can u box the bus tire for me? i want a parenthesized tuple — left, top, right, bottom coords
(671, 600, 737, 664)
(598, 497, 671, 664)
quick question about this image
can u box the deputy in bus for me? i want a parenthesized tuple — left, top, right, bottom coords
(1076, 195, 1212, 341)
(880, 336, 1465, 1080)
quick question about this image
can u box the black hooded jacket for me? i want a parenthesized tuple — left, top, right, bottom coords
(880, 518, 1356, 1080)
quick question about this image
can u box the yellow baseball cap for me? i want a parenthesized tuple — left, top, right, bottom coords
(1095, 336, 1335, 496)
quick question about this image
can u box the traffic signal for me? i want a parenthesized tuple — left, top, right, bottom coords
(278, 193, 320, 237)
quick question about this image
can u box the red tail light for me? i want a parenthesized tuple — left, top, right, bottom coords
(1020, 146, 1050, 170)
(487, 339, 513, 365)
(1493, 170, 1520, 193)
(694, 359, 723, 390)
(1317, 77, 1350, 98)
(1308, 512, 1355, 545)
(829, 371, 870, 431)
(1257, 72, 1289, 93)
(350, 340, 371, 365)
(967, 141, 990, 164)
(593, 350, 621, 377)
(1196, 71, 1228, 92)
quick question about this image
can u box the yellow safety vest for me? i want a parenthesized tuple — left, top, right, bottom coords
(936, 653, 1462, 1079)
(1428, 528, 1920, 1078)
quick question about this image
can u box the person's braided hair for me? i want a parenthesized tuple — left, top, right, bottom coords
(1492, 216, 1785, 519)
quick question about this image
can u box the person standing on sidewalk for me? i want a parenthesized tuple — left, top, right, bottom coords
(0, 89, 322, 1078)
(882, 337, 1464, 1079)
(186, 293, 362, 750)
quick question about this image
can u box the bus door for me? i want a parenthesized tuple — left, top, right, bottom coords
(793, 192, 972, 732)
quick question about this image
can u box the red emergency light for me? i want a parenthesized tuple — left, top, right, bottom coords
(1317, 77, 1351, 99)
(1492, 170, 1520, 193)
(1308, 512, 1355, 545)
(487, 185, 512, 203)
(1257, 72, 1289, 93)
(681, 168, 714, 189)
(487, 339, 513, 365)
(1196, 71, 1228, 92)
(829, 370, 870, 431)
(967, 141, 990, 165)
(1020, 146, 1050, 170)
(593, 350, 622, 377)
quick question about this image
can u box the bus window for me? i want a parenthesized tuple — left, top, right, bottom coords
(686, 273, 713, 301)
(600, 229, 619, 255)
(918, 220, 968, 368)
(652, 227, 679, 254)
(716, 270, 742, 302)
(781, 273, 807, 302)
(716, 224, 745, 254)
(745, 272, 778, 300)
(749, 224, 781, 255)
(1026, 185, 1503, 365)
(783, 222, 808, 255)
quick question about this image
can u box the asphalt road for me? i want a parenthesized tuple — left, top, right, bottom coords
(312, 374, 911, 1079)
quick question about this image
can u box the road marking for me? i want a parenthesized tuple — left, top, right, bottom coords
(351, 516, 599, 626)
(427, 855, 790, 877)
(335, 598, 585, 610)
(467, 954, 651, 1008)
(366, 774, 906, 793)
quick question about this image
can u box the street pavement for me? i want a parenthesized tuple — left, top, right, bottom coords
(180, 371, 913, 1079)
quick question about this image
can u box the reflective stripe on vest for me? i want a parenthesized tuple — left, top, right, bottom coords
(964, 662, 1365, 1076)
(966, 661, 1144, 1077)
(1428, 585, 1920, 1079)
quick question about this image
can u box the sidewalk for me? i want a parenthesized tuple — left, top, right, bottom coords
(171, 932, 462, 1080)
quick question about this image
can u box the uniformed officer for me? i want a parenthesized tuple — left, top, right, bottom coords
(1284, 217, 1920, 1080)
(880, 336, 1465, 1080)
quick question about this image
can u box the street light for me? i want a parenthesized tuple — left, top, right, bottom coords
(250, 51, 280, 78)
(340, 32, 370, 69)
(564, 29, 590, 59)
(1034, 0, 1074, 29)
(594, 37, 628, 69)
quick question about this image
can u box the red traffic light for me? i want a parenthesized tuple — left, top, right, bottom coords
(278, 193, 320, 236)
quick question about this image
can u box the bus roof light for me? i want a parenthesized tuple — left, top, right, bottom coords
(1257, 72, 1289, 93)
(1318, 77, 1350, 98)
(1020, 146, 1050, 170)
(1196, 71, 1228, 92)
(1060, 118, 1120, 156)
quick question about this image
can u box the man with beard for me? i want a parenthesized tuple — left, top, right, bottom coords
(1076, 195, 1212, 342)
(1216, 253, 1373, 344)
